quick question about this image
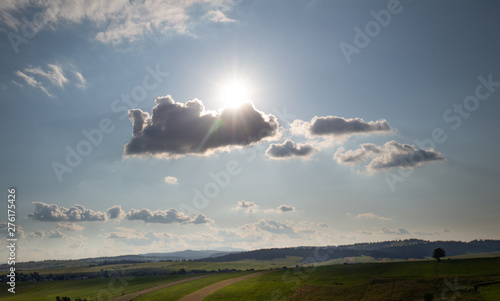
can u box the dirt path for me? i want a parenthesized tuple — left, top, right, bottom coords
(111, 275, 210, 301)
(178, 270, 273, 301)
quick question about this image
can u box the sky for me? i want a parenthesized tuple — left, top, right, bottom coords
(1, 0, 499, 262)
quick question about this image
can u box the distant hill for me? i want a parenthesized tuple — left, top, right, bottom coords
(141, 249, 233, 260)
(198, 239, 500, 263)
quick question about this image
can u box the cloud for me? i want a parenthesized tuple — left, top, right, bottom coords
(125, 208, 213, 224)
(48, 230, 66, 239)
(107, 205, 125, 219)
(241, 219, 297, 236)
(192, 214, 215, 225)
(14, 64, 86, 97)
(277, 205, 296, 213)
(124, 96, 279, 158)
(24, 64, 68, 88)
(334, 140, 445, 173)
(0, 222, 25, 239)
(30, 230, 45, 238)
(233, 200, 259, 213)
(28, 202, 106, 222)
(56, 222, 84, 231)
(380, 227, 410, 235)
(72, 70, 87, 90)
(291, 116, 392, 139)
(413, 231, 439, 236)
(266, 140, 315, 159)
(0, 0, 236, 45)
(14, 70, 54, 97)
(265, 204, 296, 213)
(204, 10, 236, 23)
(164, 176, 178, 185)
(355, 212, 391, 221)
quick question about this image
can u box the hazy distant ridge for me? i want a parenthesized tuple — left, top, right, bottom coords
(199, 239, 500, 262)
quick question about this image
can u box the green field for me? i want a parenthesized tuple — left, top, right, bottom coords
(204, 257, 500, 301)
(1, 256, 500, 300)
(0, 256, 303, 277)
(0, 274, 201, 301)
(134, 271, 252, 301)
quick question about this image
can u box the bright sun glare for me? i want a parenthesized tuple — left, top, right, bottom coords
(220, 79, 251, 107)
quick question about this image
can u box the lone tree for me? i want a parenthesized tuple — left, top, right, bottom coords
(432, 247, 446, 262)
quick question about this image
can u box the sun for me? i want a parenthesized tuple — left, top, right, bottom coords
(219, 79, 252, 107)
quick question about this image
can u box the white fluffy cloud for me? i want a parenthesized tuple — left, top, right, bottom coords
(164, 176, 178, 185)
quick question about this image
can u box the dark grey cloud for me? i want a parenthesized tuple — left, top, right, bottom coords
(310, 116, 391, 136)
(334, 140, 445, 172)
(125, 208, 213, 224)
(277, 205, 296, 213)
(107, 205, 125, 219)
(292, 116, 392, 139)
(266, 140, 315, 159)
(124, 96, 279, 158)
(28, 202, 106, 222)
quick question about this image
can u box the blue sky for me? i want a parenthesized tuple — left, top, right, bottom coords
(1, 0, 499, 261)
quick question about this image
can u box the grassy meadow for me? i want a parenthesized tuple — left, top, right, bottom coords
(0, 256, 499, 300)
(204, 257, 500, 301)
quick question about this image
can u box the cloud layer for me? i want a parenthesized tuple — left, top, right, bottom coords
(124, 96, 279, 158)
(28, 202, 213, 225)
(334, 140, 445, 172)
(266, 139, 315, 159)
(0, 0, 236, 45)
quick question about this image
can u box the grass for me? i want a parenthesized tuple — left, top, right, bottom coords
(2, 256, 500, 300)
(134, 271, 252, 301)
(0, 274, 200, 301)
(479, 283, 500, 301)
(0, 256, 303, 277)
(205, 257, 500, 301)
